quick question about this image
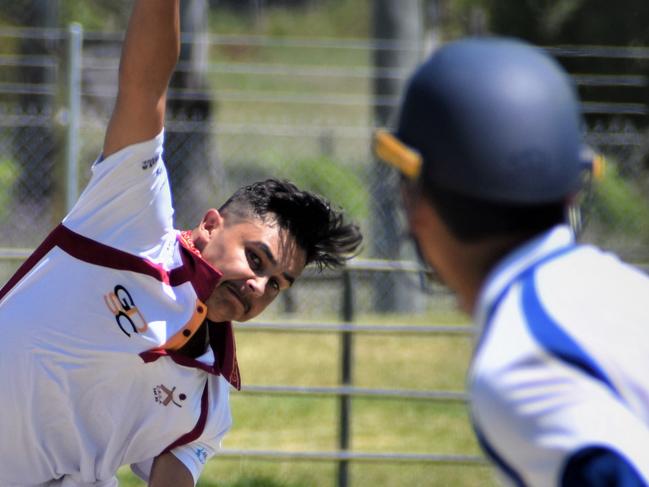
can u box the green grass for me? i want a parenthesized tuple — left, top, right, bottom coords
(193, 461, 496, 487)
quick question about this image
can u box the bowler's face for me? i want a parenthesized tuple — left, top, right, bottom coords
(201, 216, 306, 322)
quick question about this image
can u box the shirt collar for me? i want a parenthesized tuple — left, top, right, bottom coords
(180, 230, 201, 257)
(177, 230, 241, 390)
(208, 320, 241, 390)
(176, 231, 223, 303)
(473, 224, 575, 329)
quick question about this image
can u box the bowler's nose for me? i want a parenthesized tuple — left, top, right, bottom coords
(246, 276, 268, 297)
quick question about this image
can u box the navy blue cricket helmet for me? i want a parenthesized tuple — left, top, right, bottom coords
(375, 37, 599, 204)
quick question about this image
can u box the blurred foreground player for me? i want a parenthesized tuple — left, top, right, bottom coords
(0, 1, 361, 486)
(374, 37, 649, 486)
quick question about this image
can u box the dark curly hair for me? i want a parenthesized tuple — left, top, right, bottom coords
(219, 178, 362, 270)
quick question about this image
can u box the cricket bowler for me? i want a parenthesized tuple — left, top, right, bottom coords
(0, 1, 362, 485)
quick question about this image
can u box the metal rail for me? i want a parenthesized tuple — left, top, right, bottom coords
(0, 27, 648, 59)
(0, 248, 33, 260)
(240, 385, 468, 402)
(218, 449, 487, 465)
(236, 321, 474, 335)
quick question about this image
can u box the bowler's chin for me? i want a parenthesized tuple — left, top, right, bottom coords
(205, 295, 242, 323)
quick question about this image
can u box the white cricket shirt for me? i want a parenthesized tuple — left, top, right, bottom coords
(470, 225, 649, 486)
(0, 132, 240, 486)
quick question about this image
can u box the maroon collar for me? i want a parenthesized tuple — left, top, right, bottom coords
(179, 230, 201, 257)
(175, 231, 241, 390)
(175, 232, 222, 303)
(208, 320, 241, 390)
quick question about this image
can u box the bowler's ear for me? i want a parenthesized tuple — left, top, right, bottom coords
(194, 209, 223, 248)
(201, 208, 223, 233)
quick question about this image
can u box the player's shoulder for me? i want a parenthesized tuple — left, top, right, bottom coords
(92, 130, 165, 176)
(537, 243, 640, 284)
(63, 128, 173, 251)
(534, 244, 649, 321)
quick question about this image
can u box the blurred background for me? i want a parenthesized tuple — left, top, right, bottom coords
(0, 1, 648, 486)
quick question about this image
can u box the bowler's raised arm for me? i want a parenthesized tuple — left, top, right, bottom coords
(103, 0, 180, 158)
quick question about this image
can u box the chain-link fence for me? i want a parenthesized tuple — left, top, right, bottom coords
(0, 13, 648, 487)
(1, 27, 648, 316)
(551, 46, 649, 260)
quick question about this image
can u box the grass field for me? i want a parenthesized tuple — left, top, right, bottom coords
(117, 304, 499, 486)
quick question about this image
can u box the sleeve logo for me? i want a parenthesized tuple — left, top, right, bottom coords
(104, 285, 149, 336)
(195, 447, 208, 464)
(141, 157, 158, 170)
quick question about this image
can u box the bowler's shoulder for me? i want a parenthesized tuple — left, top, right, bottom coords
(92, 129, 165, 175)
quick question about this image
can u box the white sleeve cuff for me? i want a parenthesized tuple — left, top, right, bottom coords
(170, 441, 219, 485)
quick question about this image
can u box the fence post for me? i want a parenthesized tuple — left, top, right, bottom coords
(371, 0, 423, 313)
(65, 23, 82, 213)
(338, 269, 355, 487)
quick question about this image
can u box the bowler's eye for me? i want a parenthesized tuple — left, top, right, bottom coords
(247, 250, 262, 270)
